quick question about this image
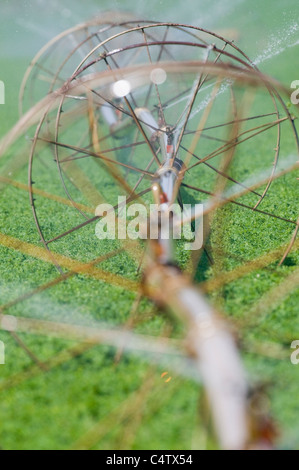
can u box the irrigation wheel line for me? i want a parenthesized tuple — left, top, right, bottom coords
(0, 20, 298, 450)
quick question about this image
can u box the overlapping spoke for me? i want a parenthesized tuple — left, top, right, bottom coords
(0, 20, 298, 450)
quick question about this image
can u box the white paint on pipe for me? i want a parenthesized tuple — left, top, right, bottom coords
(178, 287, 248, 449)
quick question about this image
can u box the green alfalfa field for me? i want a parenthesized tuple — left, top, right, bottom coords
(0, 0, 298, 450)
